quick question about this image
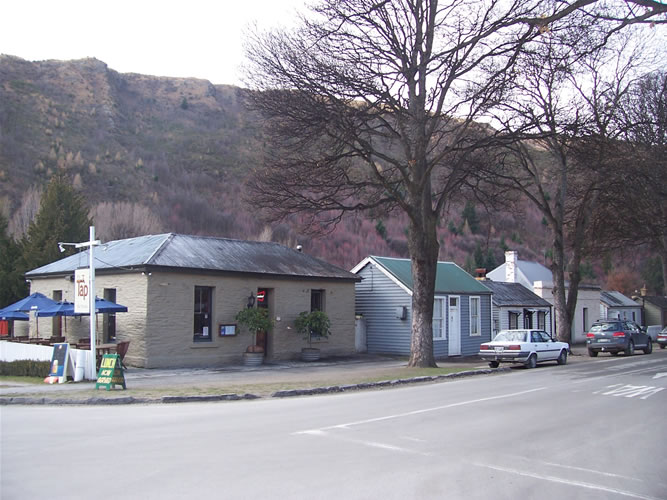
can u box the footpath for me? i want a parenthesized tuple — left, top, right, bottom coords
(0, 345, 592, 405)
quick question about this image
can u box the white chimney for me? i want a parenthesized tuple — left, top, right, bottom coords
(505, 251, 518, 283)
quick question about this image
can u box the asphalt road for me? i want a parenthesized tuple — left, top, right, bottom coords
(2, 350, 666, 500)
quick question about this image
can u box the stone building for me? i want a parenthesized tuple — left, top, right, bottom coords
(24, 233, 359, 368)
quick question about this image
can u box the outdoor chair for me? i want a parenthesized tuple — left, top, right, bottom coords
(116, 341, 130, 369)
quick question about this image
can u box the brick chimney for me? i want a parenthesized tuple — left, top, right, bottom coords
(505, 251, 518, 283)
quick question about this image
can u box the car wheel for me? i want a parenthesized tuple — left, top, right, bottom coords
(557, 350, 567, 365)
(611, 351, 619, 356)
(488, 361, 500, 368)
(525, 354, 537, 369)
(644, 339, 652, 354)
(660, 344, 666, 349)
(625, 341, 634, 356)
(588, 349, 598, 357)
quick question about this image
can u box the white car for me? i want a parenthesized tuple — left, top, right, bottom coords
(479, 329, 569, 369)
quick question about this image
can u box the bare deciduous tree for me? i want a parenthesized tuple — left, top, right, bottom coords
(243, 0, 667, 365)
(93, 202, 163, 241)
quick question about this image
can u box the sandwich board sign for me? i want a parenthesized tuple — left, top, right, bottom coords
(46, 343, 72, 384)
(95, 354, 126, 390)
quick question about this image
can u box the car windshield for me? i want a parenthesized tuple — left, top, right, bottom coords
(493, 331, 527, 342)
(590, 323, 619, 332)
(661, 326, 667, 334)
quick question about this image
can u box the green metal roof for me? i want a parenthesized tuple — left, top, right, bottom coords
(371, 256, 491, 294)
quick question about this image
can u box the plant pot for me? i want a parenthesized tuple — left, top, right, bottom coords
(301, 347, 321, 362)
(243, 352, 264, 366)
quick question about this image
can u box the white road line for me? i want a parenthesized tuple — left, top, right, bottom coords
(502, 455, 643, 482)
(293, 387, 546, 435)
(473, 463, 661, 500)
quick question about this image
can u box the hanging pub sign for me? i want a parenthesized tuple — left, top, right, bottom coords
(74, 268, 90, 314)
(257, 289, 266, 303)
(95, 354, 126, 390)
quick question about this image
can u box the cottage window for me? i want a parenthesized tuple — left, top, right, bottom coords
(193, 286, 213, 342)
(470, 296, 481, 336)
(433, 298, 445, 340)
(311, 289, 325, 312)
(509, 312, 519, 330)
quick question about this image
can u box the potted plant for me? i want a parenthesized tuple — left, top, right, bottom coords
(235, 307, 273, 366)
(294, 310, 331, 361)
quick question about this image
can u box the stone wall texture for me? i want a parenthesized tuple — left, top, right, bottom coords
(28, 272, 357, 368)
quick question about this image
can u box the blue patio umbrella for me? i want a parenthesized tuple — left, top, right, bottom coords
(0, 310, 29, 321)
(2, 292, 58, 313)
(1, 292, 59, 336)
(37, 298, 128, 317)
(36, 301, 77, 318)
(93, 297, 128, 314)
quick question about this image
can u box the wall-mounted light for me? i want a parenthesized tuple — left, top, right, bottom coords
(247, 292, 256, 308)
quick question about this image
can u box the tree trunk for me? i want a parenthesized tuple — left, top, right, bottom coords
(661, 235, 667, 296)
(407, 207, 439, 368)
(551, 228, 572, 344)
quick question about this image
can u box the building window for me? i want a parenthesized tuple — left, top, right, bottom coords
(311, 289, 325, 312)
(194, 286, 213, 342)
(537, 311, 546, 330)
(52, 290, 63, 336)
(470, 297, 481, 336)
(583, 307, 589, 332)
(509, 312, 519, 330)
(103, 288, 117, 343)
(433, 298, 445, 339)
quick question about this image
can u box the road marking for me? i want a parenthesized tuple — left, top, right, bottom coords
(594, 384, 664, 399)
(653, 372, 667, 380)
(503, 454, 643, 482)
(571, 364, 667, 386)
(293, 387, 545, 435)
(473, 463, 661, 500)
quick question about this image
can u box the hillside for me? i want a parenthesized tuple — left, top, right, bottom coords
(0, 55, 653, 288)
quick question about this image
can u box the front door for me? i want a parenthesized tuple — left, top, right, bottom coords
(255, 288, 271, 355)
(448, 296, 461, 356)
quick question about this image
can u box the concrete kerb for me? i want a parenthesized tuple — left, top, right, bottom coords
(0, 366, 508, 405)
(1, 346, 591, 406)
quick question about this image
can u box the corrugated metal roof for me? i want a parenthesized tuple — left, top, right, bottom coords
(26, 233, 359, 281)
(369, 256, 491, 294)
(601, 291, 639, 308)
(482, 281, 551, 307)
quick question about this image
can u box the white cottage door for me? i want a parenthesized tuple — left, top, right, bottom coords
(448, 296, 461, 356)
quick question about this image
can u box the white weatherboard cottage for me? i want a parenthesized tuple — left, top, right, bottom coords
(352, 256, 493, 357)
(600, 291, 641, 323)
(487, 251, 600, 343)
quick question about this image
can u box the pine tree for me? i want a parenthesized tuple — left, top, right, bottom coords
(22, 174, 92, 272)
(0, 214, 27, 306)
(461, 201, 480, 235)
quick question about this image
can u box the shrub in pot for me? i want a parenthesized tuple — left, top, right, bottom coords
(294, 310, 331, 361)
(235, 307, 273, 365)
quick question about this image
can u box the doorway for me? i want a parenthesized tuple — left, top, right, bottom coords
(448, 296, 461, 356)
(255, 288, 272, 356)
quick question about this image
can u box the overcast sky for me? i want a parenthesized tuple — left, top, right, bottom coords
(1, 0, 307, 86)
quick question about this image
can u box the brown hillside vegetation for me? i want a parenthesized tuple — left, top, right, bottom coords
(0, 55, 655, 284)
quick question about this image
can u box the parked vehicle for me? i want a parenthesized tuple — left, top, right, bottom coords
(586, 320, 652, 357)
(646, 325, 662, 341)
(657, 326, 667, 349)
(479, 329, 569, 369)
